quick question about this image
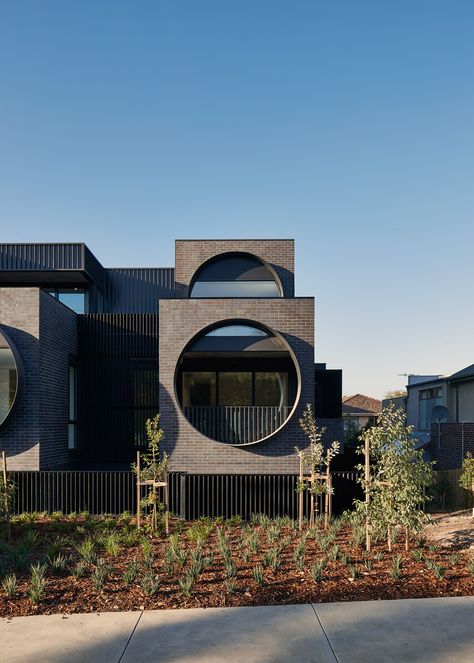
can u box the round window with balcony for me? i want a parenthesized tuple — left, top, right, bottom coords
(189, 252, 282, 298)
(175, 321, 300, 445)
(0, 329, 20, 427)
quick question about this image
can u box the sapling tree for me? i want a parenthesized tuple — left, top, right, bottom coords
(132, 414, 170, 532)
(355, 405, 434, 551)
(459, 452, 474, 517)
(295, 403, 340, 528)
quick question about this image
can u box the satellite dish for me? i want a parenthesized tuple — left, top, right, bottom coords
(432, 405, 448, 422)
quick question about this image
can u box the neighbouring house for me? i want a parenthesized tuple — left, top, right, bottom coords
(342, 394, 382, 435)
(404, 366, 474, 470)
(0, 240, 343, 497)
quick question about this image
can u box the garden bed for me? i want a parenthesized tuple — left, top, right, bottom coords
(1, 512, 473, 618)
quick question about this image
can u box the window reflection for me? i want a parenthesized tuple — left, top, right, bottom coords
(46, 289, 85, 314)
(0, 333, 18, 426)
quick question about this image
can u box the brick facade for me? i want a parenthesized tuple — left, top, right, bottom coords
(159, 297, 314, 473)
(174, 239, 295, 298)
(0, 288, 40, 469)
(431, 422, 474, 470)
(39, 290, 77, 469)
(0, 288, 76, 470)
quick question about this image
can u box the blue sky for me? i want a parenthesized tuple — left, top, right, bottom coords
(1, 1, 473, 398)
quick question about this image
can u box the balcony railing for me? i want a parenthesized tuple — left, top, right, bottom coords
(183, 405, 292, 444)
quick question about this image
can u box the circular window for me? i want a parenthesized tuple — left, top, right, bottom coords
(175, 321, 300, 445)
(189, 252, 282, 298)
(0, 328, 20, 427)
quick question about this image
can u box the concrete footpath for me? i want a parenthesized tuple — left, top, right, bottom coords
(1, 597, 473, 663)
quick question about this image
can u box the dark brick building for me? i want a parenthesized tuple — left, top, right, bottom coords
(0, 240, 342, 474)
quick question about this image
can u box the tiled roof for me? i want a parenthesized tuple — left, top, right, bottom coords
(342, 394, 382, 416)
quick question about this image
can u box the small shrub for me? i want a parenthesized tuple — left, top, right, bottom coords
(311, 560, 325, 582)
(48, 553, 68, 573)
(123, 558, 139, 585)
(50, 511, 64, 522)
(226, 515, 241, 527)
(20, 529, 38, 553)
(224, 559, 237, 579)
(348, 564, 362, 581)
(373, 551, 383, 562)
(246, 531, 260, 555)
(178, 574, 194, 597)
(425, 559, 445, 579)
(141, 539, 155, 569)
(29, 563, 47, 604)
(71, 560, 87, 578)
(188, 518, 213, 543)
(140, 570, 160, 596)
(449, 553, 461, 566)
(118, 511, 133, 525)
(412, 549, 425, 562)
(339, 552, 350, 566)
(2, 574, 17, 598)
(164, 547, 176, 575)
(391, 555, 403, 579)
(45, 536, 68, 560)
(252, 564, 265, 586)
(76, 538, 96, 565)
(351, 526, 365, 548)
(328, 545, 340, 562)
(91, 558, 111, 592)
(102, 533, 121, 557)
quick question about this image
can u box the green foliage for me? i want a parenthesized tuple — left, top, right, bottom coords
(425, 558, 445, 579)
(140, 570, 160, 596)
(76, 538, 97, 565)
(459, 452, 474, 509)
(122, 558, 139, 585)
(391, 554, 403, 579)
(178, 572, 194, 597)
(252, 564, 265, 586)
(102, 533, 121, 557)
(354, 405, 434, 547)
(29, 563, 47, 604)
(48, 553, 68, 573)
(91, 558, 111, 592)
(348, 564, 362, 580)
(295, 403, 340, 498)
(311, 560, 326, 582)
(132, 413, 170, 531)
(2, 573, 17, 598)
(71, 560, 87, 578)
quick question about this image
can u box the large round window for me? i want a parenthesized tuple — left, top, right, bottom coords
(0, 329, 20, 427)
(175, 321, 300, 445)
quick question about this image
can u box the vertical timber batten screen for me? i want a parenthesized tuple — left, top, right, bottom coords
(8, 471, 361, 518)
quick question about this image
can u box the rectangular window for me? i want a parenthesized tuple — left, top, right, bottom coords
(46, 289, 86, 314)
(255, 372, 288, 406)
(418, 387, 443, 430)
(183, 372, 217, 406)
(68, 365, 78, 449)
(218, 372, 252, 406)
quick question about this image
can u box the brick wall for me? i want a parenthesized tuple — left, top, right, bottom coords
(174, 240, 295, 298)
(431, 422, 474, 470)
(159, 297, 314, 473)
(39, 290, 77, 469)
(0, 288, 77, 470)
(0, 288, 41, 469)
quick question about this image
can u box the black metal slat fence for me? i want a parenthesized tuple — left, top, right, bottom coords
(8, 471, 362, 520)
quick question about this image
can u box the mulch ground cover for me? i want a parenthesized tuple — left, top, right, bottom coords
(1, 513, 473, 618)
